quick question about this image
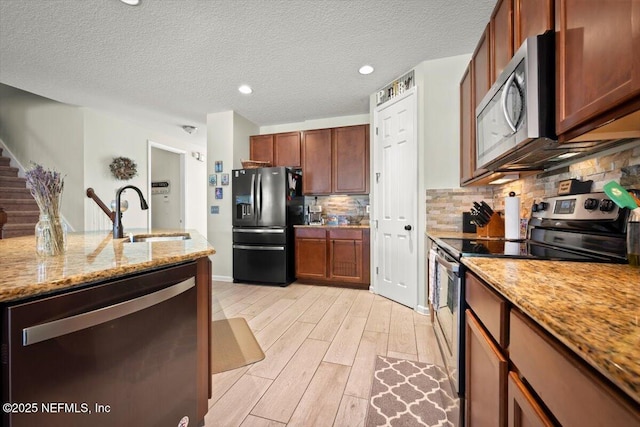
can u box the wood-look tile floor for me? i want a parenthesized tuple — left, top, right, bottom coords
(204, 281, 451, 427)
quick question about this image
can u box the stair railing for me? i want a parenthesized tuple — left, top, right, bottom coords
(0, 207, 6, 239)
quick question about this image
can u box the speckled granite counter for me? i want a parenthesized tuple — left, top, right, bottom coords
(294, 224, 370, 229)
(0, 230, 215, 303)
(463, 257, 640, 404)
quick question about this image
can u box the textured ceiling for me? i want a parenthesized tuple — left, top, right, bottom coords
(0, 0, 495, 143)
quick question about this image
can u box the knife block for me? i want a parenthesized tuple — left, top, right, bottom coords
(476, 212, 505, 238)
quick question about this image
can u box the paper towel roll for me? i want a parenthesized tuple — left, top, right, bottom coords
(505, 195, 521, 240)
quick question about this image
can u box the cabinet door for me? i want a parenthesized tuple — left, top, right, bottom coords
(514, 0, 553, 51)
(460, 64, 475, 184)
(473, 24, 492, 110)
(556, 0, 640, 136)
(329, 239, 363, 282)
(274, 132, 301, 167)
(507, 372, 554, 427)
(302, 129, 332, 194)
(332, 125, 369, 194)
(250, 135, 274, 163)
(295, 237, 327, 279)
(491, 0, 514, 82)
(466, 309, 507, 427)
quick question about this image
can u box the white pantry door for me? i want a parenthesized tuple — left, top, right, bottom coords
(373, 88, 418, 308)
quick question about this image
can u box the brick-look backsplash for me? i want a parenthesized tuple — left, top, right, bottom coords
(304, 195, 369, 224)
(427, 141, 640, 231)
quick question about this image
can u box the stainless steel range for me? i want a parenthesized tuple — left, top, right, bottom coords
(429, 192, 631, 399)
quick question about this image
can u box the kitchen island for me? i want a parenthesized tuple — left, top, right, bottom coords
(0, 230, 215, 426)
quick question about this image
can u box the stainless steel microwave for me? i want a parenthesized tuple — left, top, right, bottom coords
(476, 32, 556, 171)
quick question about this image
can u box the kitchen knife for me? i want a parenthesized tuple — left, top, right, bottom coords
(480, 201, 494, 216)
(473, 203, 491, 224)
(471, 208, 487, 227)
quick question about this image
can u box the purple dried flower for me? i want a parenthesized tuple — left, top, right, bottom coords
(25, 162, 65, 215)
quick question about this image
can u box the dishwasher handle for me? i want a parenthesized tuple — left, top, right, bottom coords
(435, 252, 460, 274)
(22, 277, 195, 346)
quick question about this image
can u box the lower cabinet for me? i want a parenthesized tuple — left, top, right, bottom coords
(295, 227, 369, 287)
(465, 309, 508, 427)
(466, 271, 640, 427)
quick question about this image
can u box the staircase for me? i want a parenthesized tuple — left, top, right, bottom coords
(0, 148, 39, 239)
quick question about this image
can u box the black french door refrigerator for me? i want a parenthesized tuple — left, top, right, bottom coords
(232, 167, 303, 284)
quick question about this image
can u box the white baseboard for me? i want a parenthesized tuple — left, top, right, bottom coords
(213, 275, 233, 282)
(415, 305, 430, 315)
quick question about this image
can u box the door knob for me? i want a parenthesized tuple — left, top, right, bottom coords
(404, 225, 412, 231)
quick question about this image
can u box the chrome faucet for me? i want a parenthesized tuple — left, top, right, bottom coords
(113, 185, 149, 238)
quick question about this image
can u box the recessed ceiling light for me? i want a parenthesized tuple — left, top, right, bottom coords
(120, 0, 140, 5)
(359, 65, 374, 75)
(238, 85, 253, 95)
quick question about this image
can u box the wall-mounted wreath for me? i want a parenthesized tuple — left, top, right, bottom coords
(109, 156, 138, 180)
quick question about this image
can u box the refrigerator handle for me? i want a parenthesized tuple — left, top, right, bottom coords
(257, 172, 262, 221)
(250, 173, 256, 218)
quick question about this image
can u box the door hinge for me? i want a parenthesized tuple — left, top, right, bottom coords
(375, 220, 378, 229)
(376, 267, 379, 275)
(375, 127, 378, 136)
(375, 172, 381, 183)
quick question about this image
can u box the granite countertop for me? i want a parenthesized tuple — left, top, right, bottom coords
(461, 257, 640, 405)
(0, 230, 215, 303)
(295, 224, 370, 229)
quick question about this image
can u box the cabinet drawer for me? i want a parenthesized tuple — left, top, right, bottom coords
(328, 229, 362, 240)
(295, 228, 326, 239)
(509, 310, 640, 426)
(465, 272, 508, 348)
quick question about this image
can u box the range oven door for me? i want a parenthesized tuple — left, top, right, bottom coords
(432, 248, 464, 395)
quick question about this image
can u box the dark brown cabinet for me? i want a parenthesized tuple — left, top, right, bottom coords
(459, 64, 475, 184)
(301, 129, 333, 194)
(507, 372, 554, 427)
(491, 0, 514, 82)
(302, 125, 369, 195)
(514, 0, 553, 51)
(295, 227, 370, 287)
(474, 24, 492, 111)
(332, 125, 369, 194)
(555, 0, 640, 140)
(249, 131, 301, 167)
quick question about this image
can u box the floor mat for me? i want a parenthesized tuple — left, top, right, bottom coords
(366, 356, 458, 426)
(211, 318, 265, 374)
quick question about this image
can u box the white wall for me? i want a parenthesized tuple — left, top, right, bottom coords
(0, 85, 85, 230)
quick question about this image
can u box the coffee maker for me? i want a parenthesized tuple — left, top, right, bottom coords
(308, 204, 323, 225)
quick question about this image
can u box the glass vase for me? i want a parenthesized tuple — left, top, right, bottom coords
(628, 210, 640, 267)
(35, 214, 67, 257)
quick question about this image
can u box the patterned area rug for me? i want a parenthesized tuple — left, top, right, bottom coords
(366, 356, 458, 426)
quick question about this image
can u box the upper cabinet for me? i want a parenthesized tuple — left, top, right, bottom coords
(460, 64, 475, 184)
(555, 0, 640, 140)
(514, 0, 554, 51)
(302, 124, 369, 195)
(249, 131, 301, 167)
(474, 24, 492, 110)
(491, 0, 514, 82)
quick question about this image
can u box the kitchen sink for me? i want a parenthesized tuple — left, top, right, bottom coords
(126, 233, 191, 243)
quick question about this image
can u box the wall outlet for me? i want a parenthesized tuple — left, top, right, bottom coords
(366, 205, 371, 214)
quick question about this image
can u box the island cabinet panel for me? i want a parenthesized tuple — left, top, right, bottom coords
(514, 0, 553, 51)
(273, 131, 301, 167)
(509, 310, 640, 427)
(196, 257, 212, 421)
(302, 129, 333, 195)
(491, 0, 514, 82)
(555, 0, 640, 138)
(507, 372, 555, 427)
(332, 125, 369, 194)
(250, 134, 274, 163)
(465, 309, 508, 427)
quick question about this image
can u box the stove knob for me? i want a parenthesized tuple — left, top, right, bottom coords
(536, 202, 548, 211)
(584, 198, 599, 210)
(599, 199, 615, 212)
(531, 202, 539, 213)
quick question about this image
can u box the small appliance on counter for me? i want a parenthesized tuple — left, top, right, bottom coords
(308, 204, 323, 225)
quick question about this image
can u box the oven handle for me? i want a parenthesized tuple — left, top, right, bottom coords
(22, 277, 195, 346)
(435, 253, 459, 274)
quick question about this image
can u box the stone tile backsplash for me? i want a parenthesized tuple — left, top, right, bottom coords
(427, 141, 640, 232)
(304, 195, 370, 224)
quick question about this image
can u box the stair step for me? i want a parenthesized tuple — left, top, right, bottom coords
(1, 223, 35, 239)
(5, 211, 40, 224)
(0, 165, 19, 177)
(0, 187, 33, 200)
(0, 176, 26, 188)
(0, 157, 10, 167)
(0, 198, 39, 211)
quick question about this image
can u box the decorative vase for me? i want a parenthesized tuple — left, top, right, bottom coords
(35, 213, 67, 257)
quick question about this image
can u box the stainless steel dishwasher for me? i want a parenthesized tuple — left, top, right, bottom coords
(2, 262, 198, 427)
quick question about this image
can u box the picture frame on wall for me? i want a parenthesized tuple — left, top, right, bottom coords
(215, 187, 223, 199)
(221, 173, 229, 186)
(215, 161, 223, 173)
(208, 174, 217, 186)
